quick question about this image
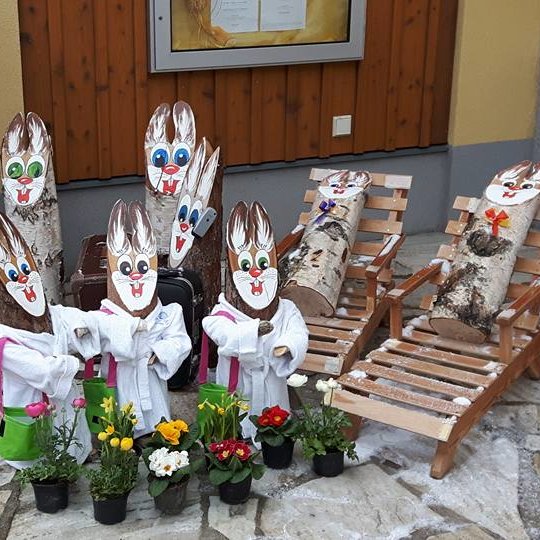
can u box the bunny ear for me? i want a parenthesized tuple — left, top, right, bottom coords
(185, 139, 206, 193)
(353, 170, 372, 188)
(197, 145, 220, 204)
(321, 170, 348, 185)
(250, 201, 274, 251)
(107, 200, 130, 256)
(227, 201, 250, 254)
(172, 101, 196, 149)
(0, 212, 28, 260)
(495, 160, 532, 182)
(145, 103, 171, 148)
(128, 201, 156, 258)
(26, 112, 49, 155)
(2, 112, 27, 156)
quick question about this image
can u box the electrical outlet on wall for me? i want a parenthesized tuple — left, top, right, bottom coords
(332, 115, 352, 137)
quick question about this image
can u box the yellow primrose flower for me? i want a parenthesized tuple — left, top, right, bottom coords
(97, 431, 108, 442)
(120, 437, 133, 451)
(109, 437, 120, 448)
(171, 419, 189, 433)
(217, 407, 225, 415)
(100, 396, 115, 414)
(121, 401, 134, 415)
(105, 424, 115, 435)
(155, 422, 180, 445)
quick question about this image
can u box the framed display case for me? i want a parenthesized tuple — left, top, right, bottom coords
(149, 0, 366, 72)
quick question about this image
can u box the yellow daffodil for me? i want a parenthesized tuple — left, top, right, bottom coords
(121, 401, 134, 415)
(100, 396, 115, 414)
(198, 403, 205, 410)
(120, 437, 133, 451)
(217, 407, 225, 415)
(131, 418, 138, 426)
(105, 424, 115, 435)
(97, 431, 108, 442)
(208, 403, 216, 411)
(109, 437, 120, 448)
(239, 403, 250, 411)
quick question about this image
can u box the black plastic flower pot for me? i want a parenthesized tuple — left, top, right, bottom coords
(312, 449, 344, 477)
(92, 492, 129, 525)
(153, 477, 189, 515)
(31, 481, 69, 514)
(218, 474, 252, 505)
(262, 437, 294, 469)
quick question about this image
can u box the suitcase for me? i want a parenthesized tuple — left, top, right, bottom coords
(70, 234, 204, 389)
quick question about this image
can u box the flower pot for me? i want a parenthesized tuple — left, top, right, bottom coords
(218, 474, 252, 505)
(262, 438, 294, 469)
(31, 481, 69, 514)
(153, 477, 189, 515)
(92, 492, 129, 525)
(312, 449, 344, 477)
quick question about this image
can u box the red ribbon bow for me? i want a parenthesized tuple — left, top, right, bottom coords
(484, 208, 509, 236)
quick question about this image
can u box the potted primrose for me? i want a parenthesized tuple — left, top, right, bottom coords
(142, 417, 204, 515)
(17, 398, 86, 514)
(86, 397, 139, 525)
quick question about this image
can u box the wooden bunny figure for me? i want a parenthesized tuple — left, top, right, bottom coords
(0, 212, 91, 469)
(144, 102, 196, 258)
(1, 112, 64, 304)
(96, 200, 192, 437)
(202, 201, 309, 440)
(169, 138, 220, 268)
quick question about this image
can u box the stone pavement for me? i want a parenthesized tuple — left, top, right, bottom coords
(1, 233, 540, 539)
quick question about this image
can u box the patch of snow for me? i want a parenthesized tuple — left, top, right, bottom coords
(349, 254, 374, 267)
(419, 314, 428, 320)
(453, 397, 472, 406)
(364, 358, 373, 363)
(291, 224, 305, 234)
(485, 361, 499, 371)
(488, 372, 498, 378)
(349, 369, 368, 379)
(378, 234, 401, 257)
(377, 346, 388, 352)
(288, 248, 301, 259)
(360, 317, 369, 322)
(383, 338, 400, 348)
(403, 325, 414, 337)
(477, 386, 485, 392)
(442, 415, 458, 424)
(336, 307, 348, 315)
(429, 257, 452, 275)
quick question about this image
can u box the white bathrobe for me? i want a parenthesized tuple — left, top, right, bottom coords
(202, 294, 309, 440)
(96, 299, 192, 437)
(0, 305, 95, 470)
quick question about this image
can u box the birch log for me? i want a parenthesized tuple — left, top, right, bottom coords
(430, 161, 540, 343)
(280, 170, 372, 317)
(1, 112, 64, 304)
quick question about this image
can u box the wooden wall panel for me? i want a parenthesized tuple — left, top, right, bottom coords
(17, 0, 458, 183)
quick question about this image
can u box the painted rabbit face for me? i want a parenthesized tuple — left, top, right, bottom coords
(145, 102, 196, 196)
(107, 200, 158, 313)
(1, 112, 50, 207)
(485, 160, 540, 206)
(318, 170, 371, 199)
(169, 139, 220, 267)
(227, 201, 278, 310)
(0, 213, 46, 317)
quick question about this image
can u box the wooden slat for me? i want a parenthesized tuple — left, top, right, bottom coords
(304, 316, 362, 331)
(358, 218, 403, 235)
(304, 190, 408, 212)
(308, 339, 350, 355)
(346, 266, 393, 282)
(369, 349, 493, 387)
(295, 64, 322, 159)
(300, 353, 343, 375)
(284, 66, 299, 161)
(340, 376, 467, 416)
(333, 388, 452, 441)
(338, 296, 367, 309)
(344, 361, 480, 400)
(352, 241, 386, 257)
(307, 325, 353, 341)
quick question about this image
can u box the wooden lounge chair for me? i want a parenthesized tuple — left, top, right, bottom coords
(277, 167, 412, 376)
(333, 194, 540, 478)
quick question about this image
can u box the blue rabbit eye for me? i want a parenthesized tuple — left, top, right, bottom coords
(174, 147, 190, 167)
(8, 269, 18, 282)
(178, 205, 188, 222)
(20, 263, 31, 275)
(151, 148, 169, 168)
(189, 209, 199, 227)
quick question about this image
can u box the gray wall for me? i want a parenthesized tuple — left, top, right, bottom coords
(15, 138, 533, 276)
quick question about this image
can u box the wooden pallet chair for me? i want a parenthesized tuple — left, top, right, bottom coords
(333, 194, 540, 478)
(277, 167, 412, 376)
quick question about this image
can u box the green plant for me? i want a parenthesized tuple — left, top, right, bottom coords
(249, 405, 297, 447)
(17, 398, 86, 486)
(205, 439, 265, 486)
(142, 417, 204, 498)
(86, 397, 139, 501)
(198, 393, 249, 444)
(294, 378, 358, 460)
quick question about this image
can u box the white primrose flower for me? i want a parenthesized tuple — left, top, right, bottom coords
(315, 379, 330, 393)
(287, 373, 308, 388)
(149, 447, 168, 466)
(171, 450, 190, 468)
(327, 378, 341, 389)
(153, 454, 179, 477)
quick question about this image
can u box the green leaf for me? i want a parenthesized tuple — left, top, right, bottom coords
(231, 467, 251, 484)
(190, 457, 205, 474)
(208, 467, 233, 486)
(251, 463, 265, 480)
(262, 433, 285, 447)
(148, 478, 169, 497)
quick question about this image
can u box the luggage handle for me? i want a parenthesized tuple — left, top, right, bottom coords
(199, 311, 240, 393)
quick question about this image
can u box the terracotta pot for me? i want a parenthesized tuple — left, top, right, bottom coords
(31, 480, 68, 514)
(261, 438, 294, 469)
(153, 476, 189, 515)
(92, 492, 129, 525)
(312, 449, 344, 477)
(218, 474, 252, 505)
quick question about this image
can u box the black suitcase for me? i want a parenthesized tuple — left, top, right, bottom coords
(70, 235, 204, 390)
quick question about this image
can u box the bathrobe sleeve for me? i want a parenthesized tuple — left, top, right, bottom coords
(3, 341, 79, 400)
(91, 310, 141, 362)
(150, 304, 192, 380)
(270, 300, 309, 377)
(202, 307, 260, 363)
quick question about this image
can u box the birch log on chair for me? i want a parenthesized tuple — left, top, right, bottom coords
(1, 112, 64, 304)
(281, 170, 372, 317)
(430, 161, 540, 343)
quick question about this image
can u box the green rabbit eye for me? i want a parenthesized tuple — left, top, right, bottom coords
(7, 162, 23, 179)
(27, 161, 43, 178)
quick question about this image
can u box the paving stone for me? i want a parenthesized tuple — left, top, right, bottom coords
(0, 490, 11, 507)
(207, 496, 258, 540)
(427, 525, 495, 539)
(484, 404, 538, 433)
(525, 435, 540, 452)
(0, 460, 15, 487)
(500, 377, 540, 405)
(260, 463, 442, 539)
